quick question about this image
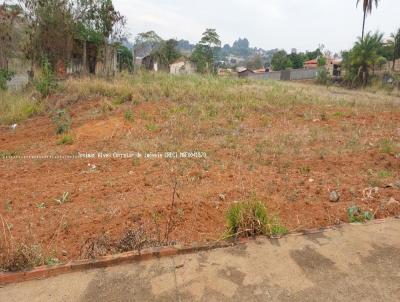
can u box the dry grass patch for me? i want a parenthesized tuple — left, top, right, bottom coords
(0, 91, 42, 125)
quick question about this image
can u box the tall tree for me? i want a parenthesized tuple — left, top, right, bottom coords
(246, 55, 263, 70)
(116, 44, 133, 71)
(22, 0, 76, 68)
(71, 0, 125, 73)
(390, 28, 400, 71)
(357, 0, 380, 40)
(288, 52, 307, 69)
(158, 39, 181, 65)
(133, 31, 163, 57)
(72, 0, 125, 43)
(200, 29, 221, 49)
(19, 0, 124, 69)
(271, 50, 292, 71)
(191, 29, 221, 73)
(0, 3, 22, 70)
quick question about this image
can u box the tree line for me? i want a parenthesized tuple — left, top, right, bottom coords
(1, 0, 125, 71)
(133, 29, 222, 73)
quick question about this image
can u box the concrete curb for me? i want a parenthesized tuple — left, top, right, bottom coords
(0, 242, 234, 285)
(0, 217, 398, 285)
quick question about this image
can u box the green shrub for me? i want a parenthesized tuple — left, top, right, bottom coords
(124, 109, 134, 122)
(316, 67, 331, 85)
(379, 139, 397, 155)
(0, 69, 14, 90)
(58, 134, 74, 145)
(52, 109, 72, 134)
(113, 92, 132, 105)
(145, 123, 159, 132)
(226, 200, 287, 238)
(347, 205, 374, 223)
(36, 58, 57, 97)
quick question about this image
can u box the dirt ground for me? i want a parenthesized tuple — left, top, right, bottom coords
(1, 78, 400, 263)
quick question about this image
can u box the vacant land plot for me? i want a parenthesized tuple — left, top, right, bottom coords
(1, 73, 399, 269)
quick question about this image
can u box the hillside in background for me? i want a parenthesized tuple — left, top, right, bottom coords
(177, 37, 278, 66)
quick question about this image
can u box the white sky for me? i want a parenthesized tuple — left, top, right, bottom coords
(113, 0, 400, 53)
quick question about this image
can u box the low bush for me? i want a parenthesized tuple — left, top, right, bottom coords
(347, 205, 374, 223)
(36, 58, 57, 97)
(316, 67, 331, 85)
(124, 109, 135, 122)
(113, 92, 132, 105)
(379, 139, 398, 155)
(226, 200, 287, 238)
(52, 109, 72, 134)
(80, 234, 114, 260)
(0, 69, 14, 91)
(117, 228, 159, 253)
(58, 134, 74, 145)
(0, 243, 44, 272)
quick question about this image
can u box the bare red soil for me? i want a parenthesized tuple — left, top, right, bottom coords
(1, 96, 400, 263)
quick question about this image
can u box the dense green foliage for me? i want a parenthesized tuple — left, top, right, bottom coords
(317, 56, 327, 67)
(19, 0, 124, 67)
(342, 32, 384, 86)
(0, 69, 14, 90)
(271, 50, 292, 71)
(390, 28, 400, 70)
(117, 45, 133, 71)
(35, 58, 57, 97)
(153, 39, 181, 65)
(271, 48, 325, 71)
(288, 52, 307, 69)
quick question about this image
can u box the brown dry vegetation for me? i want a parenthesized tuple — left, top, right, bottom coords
(1, 73, 400, 270)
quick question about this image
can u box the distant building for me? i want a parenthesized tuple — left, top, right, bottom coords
(134, 57, 143, 66)
(170, 58, 196, 75)
(238, 69, 254, 78)
(304, 57, 342, 77)
(304, 59, 318, 69)
(253, 68, 267, 74)
(327, 59, 342, 77)
(141, 55, 159, 71)
(236, 66, 248, 73)
(218, 68, 234, 76)
(65, 39, 118, 77)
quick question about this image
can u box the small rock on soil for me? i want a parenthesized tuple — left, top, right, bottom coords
(329, 191, 340, 203)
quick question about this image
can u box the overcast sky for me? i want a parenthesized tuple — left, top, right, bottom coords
(114, 0, 399, 53)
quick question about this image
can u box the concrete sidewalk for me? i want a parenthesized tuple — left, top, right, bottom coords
(1, 219, 399, 302)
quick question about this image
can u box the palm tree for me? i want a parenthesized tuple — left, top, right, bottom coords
(344, 32, 383, 86)
(390, 28, 400, 71)
(357, 0, 380, 40)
